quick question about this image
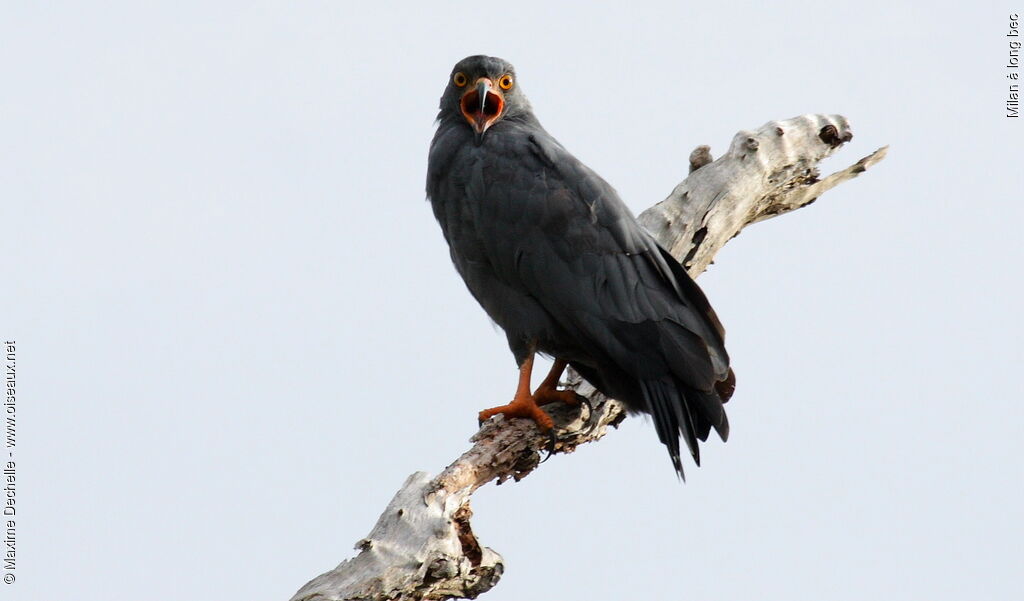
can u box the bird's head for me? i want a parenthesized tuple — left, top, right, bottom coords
(438, 55, 530, 143)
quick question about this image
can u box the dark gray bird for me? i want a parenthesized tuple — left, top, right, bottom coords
(426, 55, 735, 478)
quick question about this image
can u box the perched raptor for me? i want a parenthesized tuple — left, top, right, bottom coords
(426, 55, 736, 478)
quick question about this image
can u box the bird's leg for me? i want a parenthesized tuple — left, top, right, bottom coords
(478, 353, 555, 432)
(532, 359, 583, 407)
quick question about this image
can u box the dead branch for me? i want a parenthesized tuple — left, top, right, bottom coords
(290, 114, 888, 601)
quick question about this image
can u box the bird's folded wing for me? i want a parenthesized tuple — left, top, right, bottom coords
(471, 132, 729, 388)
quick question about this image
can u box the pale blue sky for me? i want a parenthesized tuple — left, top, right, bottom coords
(1, 2, 1021, 600)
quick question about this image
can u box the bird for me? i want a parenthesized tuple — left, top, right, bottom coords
(426, 55, 736, 478)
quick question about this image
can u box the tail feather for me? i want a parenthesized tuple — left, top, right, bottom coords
(642, 379, 683, 476)
(684, 384, 730, 442)
(640, 376, 732, 479)
(640, 378, 703, 479)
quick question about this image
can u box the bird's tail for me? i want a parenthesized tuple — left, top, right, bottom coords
(640, 373, 733, 480)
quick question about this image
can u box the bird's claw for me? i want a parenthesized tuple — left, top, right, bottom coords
(576, 393, 592, 418)
(540, 429, 557, 462)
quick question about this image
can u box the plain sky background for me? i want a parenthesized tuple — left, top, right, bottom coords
(2, 2, 1022, 600)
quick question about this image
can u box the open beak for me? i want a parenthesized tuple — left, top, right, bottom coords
(460, 77, 505, 143)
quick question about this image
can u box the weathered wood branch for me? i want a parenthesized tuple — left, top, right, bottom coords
(290, 114, 888, 601)
(640, 115, 887, 276)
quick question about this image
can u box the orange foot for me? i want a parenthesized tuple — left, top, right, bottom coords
(477, 357, 583, 437)
(534, 387, 584, 408)
(478, 390, 556, 432)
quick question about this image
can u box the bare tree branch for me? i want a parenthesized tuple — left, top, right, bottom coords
(290, 114, 887, 601)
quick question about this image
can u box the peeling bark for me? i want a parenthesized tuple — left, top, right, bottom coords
(289, 114, 887, 601)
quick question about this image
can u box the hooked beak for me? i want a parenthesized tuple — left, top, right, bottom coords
(460, 77, 505, 143)
(475, 79, 489, 114)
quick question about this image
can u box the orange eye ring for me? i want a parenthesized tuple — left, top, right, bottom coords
(453, 72, 468, 87)
(498, 74, 514, 90)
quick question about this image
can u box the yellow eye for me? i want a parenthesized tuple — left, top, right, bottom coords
(498, 74, 514, 90)
(453, 72, 468, 87)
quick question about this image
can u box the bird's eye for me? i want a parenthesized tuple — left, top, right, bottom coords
(498, 74, 514, 90)
(453, 72, 468, 87)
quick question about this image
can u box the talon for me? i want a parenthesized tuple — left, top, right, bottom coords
(578, 394, 592, 417)
(540, 430, 557, 462)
